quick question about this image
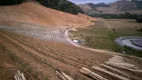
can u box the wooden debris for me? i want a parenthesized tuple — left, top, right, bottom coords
(92, 66, 130, 80)
(14, 70, 26, 80)
(56, 70, 74, 80)
(80, 67, 107, 80)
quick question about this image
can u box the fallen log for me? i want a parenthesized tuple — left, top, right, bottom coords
(56, 70, 74, 80)
(14, 70, 26, 80)
(92, 66, 130, 80)
(80, 67, 107, 80)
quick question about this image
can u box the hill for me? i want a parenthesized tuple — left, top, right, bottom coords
(36, 0, 83, 14)
(77, 13, 96, 21)
(78, 4, 93, 14)
(0, 0, 83, 14)
(0, 2, 93, 28)
(78, 0, 142, 14)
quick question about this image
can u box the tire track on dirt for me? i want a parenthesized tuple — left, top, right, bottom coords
(2, 31, 91, 68)
(1, 30, 99, 80)
(0, 31, 61, 80)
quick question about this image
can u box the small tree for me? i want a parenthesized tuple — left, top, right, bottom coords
(136, 17, 142, 23)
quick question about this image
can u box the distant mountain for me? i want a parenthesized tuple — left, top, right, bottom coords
(131, 0, 142, 9)
(88, 3, 109, 9)
(78, 0, 142, 14)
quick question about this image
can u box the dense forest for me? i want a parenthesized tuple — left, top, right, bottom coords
(0, 0, 83, 14)
(0, 0, 24, 5)
(90, 12, 142, 20)
(36, 0, 83, 14)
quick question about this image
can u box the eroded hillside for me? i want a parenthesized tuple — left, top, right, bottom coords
(0, 2, 93, 29)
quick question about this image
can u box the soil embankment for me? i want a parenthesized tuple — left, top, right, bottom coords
(0, 1, 93, 29)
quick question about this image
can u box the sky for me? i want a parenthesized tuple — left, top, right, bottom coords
(68, 0, 117, 4)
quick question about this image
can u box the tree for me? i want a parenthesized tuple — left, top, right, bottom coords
(36, 0, 84, 14)
(136, 17, 142, 23)
(0, 0, 23, 5)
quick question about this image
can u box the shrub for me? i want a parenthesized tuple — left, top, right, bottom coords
(136, 17, 142, 23)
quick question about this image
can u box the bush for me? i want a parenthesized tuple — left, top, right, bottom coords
(136, 17, 142, 23)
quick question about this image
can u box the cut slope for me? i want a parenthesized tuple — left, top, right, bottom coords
(77, 13, 96, 21)
(78, 4, 93, 13)
(0, 2, 93, 28)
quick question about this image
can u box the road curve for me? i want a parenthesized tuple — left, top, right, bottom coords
(65, 28, 119, 55)
(65, 28, 142, 60)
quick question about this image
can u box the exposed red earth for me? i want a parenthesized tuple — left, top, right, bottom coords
(0, 2, 93, 29)
(0, 1, 142, 80)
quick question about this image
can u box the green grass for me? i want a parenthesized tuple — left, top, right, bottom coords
(70, 19, 142, 57)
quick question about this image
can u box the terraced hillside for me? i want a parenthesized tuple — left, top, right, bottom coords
(0, 24, 142, 80)
(0, 25, 111, 80)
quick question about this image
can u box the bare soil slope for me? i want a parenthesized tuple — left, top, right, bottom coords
(77, 13, 96, 21)
(0, 30, 111, 80)
(78, 4, 93, 13)
(0, 2, 92, 28)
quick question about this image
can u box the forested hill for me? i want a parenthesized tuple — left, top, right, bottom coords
(36, 0, 83, 14)
(0, 0, 23, 5)
(78, 0, 142, 14)
(0, 0, 83, 14)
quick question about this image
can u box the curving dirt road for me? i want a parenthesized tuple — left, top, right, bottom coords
(65, 27, 119, 55)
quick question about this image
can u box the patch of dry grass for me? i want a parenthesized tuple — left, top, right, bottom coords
(70, 19, 142, 57)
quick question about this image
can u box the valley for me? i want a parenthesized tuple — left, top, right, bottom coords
(0, 0, 142, 80)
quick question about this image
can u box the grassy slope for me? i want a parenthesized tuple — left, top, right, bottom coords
(70, 19, 142, 57)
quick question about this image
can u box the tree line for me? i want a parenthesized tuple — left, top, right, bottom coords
(0, 0, 23, 5)
(0, 0, 83, 14)
(36, 0, 83, 14)
(90, 12, 142, 21)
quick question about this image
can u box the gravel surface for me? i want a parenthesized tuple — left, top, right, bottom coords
(0, 25, 68, 43)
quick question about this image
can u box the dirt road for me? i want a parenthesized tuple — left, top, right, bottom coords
(65, 28, 120, 55)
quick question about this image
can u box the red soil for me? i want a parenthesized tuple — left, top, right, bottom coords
(77, 13, 96, 21)
(0, 2, 93, 28)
